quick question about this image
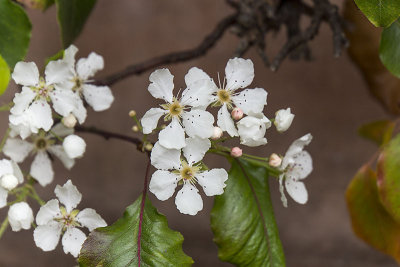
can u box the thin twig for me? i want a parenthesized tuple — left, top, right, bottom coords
(97, 14, 237, 86)
(137, 159, 151, 267)
(0, 217, 8, 240)
(75, 125, 142, 146)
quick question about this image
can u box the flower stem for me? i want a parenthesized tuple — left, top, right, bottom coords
(0, 217, 9, 240)
(0, 102, 13, 112)
(0, 128, 10, 153)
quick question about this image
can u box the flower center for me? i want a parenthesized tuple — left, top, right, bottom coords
(72, 77, 84, 92)
(33, 77, 54, 98)
(179, 162, 200, 184)
(35, 138, 48, 150)
(161, 98, 184, 121)
(216, 89, 232, 106)
(57, 206, 80, 230)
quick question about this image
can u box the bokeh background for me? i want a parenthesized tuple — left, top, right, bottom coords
(0, 0, 397, 266)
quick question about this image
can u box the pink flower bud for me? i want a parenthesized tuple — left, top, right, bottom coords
(231, 107, 244, 120)
(269, 153, 282, 167)
(231, 147, 243, 157)
(211, 126, 223, 140)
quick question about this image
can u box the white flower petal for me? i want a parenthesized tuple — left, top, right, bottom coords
(12, 62, 39, 86)
(45, 60, 71, 85)
(159, 118, 186, 149)
(274, 108, 294, 132)
(279, 175, 288, 208)
(141, 108, 166, 134)
(48, 145, 75, 169)
(76, 52, 104, 80)
(76, 208, 107, 231)
(36, 199, 61, 225)
(11, 161, 24, 184)
(30, 152, 54, 187)
(71, 92, 88, 124)
(182, 137, 210, 164)
(181, 79, 216, 108)
(225, 58, 254, 91)
(50, 123, 74, 137)
(0, 187, 8, 208)
(10, 87, 36, 115)
(237, 114, 270, 147)
(285, 133, 313, 158)
(285, 179, 308, 204)
(54, 180, 82, 213)
(8, 121, 33, 140)
(182, 109, 214, 139)
(184, 67, 212, 86)
(3, 138, 33, 162)
(196, 168, 228, 196)
(217, 105, 238, 137)
(149, 170, 179, 201)
(232, 88, 267, 114)
(63, 45, 78, 68)
(148, 69, 174, 102)
(0, 159, 13, 177)
(286, 151, 313, 180)
(8, 202, 34, 231)
(82, 84, 114, 111)
(62, 227, 86, 257)
(34, 222, 63, 252)
(49, 88, 82, 117)
(27, 99, 54, 132)
(175, 184, 203, 215)
(150, 141, 181, 170)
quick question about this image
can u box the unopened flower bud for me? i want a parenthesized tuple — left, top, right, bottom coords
(231, 147, 243, 158)
(132, 125, 139, 132)
(8, 202, 34, 232)
(0, 174, 18, 191)
(63, 135, 86, 159)
(274, 108, 294, 132)
(231, 107, 244, 120)
(269, 153, 282, 167)
(211, 126, 223, 140)
(62, 114, 77, 128)
(145, 143, 153, 151)
(129, 110, 137, 117)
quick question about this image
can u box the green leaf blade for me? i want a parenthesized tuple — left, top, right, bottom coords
(355, 0, 400, 27)
(358, 120, 395, 146)
(0, 0, 31, 68)
(346, 165, 400, 263)
(211, 158, 285, 267)
(0, 54, 10, 96)
(79, 196, 193, 267)
(55, 0, 97, 48)
(380, 20, 400, 78)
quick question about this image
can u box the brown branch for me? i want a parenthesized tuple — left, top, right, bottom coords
(97, 14, 238, 86)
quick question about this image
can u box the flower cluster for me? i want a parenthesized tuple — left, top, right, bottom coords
(0, 45, 111, 258)
(141, 58, 308, 214)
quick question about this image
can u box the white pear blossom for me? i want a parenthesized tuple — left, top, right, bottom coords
(9, 59, 82, 138)
(61, 45, 114, 117)
(237, 113, 271, 147)
(8, 202, 34, 232)
(149, 137, 228, 215)
(185, 58, 268, 137)
(34, 180, 107, 257)
(279, 134, 313, 207)
(63, 135, 86, 159)
(3, 123, 80, 187)
(141, 68, 215, 149)
(0, 159, 23, 208)
(274, 108, 294, 132)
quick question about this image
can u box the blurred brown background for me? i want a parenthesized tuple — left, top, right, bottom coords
(0, 0, 397, 266)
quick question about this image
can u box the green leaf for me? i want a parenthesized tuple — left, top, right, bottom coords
(346, 165, 400, 263)
(211, 158, 285, 267)
(354, 0, 400, 27)
(78, 195, 193, 267)
(44, 49, 64, 66)
(380, 20, 400, 78)
(376, 134, 400, 224)
(358, 120, 395, 146)
(0, 0, 31, 68)
(55, 0, 97, 48)
(0, 54, 10, 96)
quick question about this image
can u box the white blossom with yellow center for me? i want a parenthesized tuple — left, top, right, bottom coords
(149, 137, 228, 215)
(141, 68, 215, 149)
(34, 180, 107, 258)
